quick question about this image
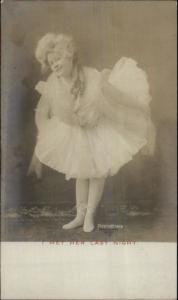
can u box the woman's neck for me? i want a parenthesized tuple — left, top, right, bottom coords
(61, 66, 77, 86)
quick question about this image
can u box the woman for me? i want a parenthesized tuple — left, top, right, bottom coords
(28, 33, 156, 232)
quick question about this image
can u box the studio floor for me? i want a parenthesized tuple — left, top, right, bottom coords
(2, 188, 176, 242)
(2, 208, 176, 242)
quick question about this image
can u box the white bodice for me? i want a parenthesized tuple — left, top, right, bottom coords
(35, 67, 104, 127)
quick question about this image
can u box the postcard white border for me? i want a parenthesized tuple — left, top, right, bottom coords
(1, 242, 177, 299)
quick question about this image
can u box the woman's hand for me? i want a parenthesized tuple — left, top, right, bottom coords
(74, 107, 99, 129)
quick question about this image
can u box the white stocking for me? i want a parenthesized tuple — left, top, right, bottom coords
(83, 177, 105, 232)
(63, 179, 89, 229)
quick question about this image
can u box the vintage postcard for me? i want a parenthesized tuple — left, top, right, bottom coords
(1, 0, 177, 299)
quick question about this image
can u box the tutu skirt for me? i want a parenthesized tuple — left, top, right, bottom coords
(35, 115, 147, 180)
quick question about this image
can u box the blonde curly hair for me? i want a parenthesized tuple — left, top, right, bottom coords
(35, 33, 78, 73)
(35, 33, 85, 98)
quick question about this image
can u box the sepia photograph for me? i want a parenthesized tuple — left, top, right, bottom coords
(1, 1, 177, 299)
(1, 0, 176, 243)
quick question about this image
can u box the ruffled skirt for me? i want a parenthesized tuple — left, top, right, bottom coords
(35, 115, 147, 180)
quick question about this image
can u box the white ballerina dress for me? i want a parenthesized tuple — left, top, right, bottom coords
(34, 57, 155, 180)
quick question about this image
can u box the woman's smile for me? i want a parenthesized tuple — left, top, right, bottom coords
(47, 52, 73, 79)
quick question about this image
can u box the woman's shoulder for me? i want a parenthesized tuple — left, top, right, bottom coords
(82, 66, 105, 101)
(83, 66, 101, 80)
(83, 66, 102, 92)
(46, 73, 58, 85)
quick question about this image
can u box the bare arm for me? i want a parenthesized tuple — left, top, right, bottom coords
(27, 96, 50, 178)
(35, 96, 50, 132)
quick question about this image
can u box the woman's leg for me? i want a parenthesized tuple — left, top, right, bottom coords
(63, 178, 89, 229)
(83, 177, 105, 232)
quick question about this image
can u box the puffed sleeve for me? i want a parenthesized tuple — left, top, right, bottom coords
(35, 81, 46, 94)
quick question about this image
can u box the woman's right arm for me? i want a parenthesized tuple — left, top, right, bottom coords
(27, 96, 49, 178)
(27, 96, 49, 179)
(35, 96, 50, 132)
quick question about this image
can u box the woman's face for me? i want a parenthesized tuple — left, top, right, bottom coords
(47, 50, 74, 79)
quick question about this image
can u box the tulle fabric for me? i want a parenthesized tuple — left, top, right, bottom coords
(34, 57, 155, 179)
